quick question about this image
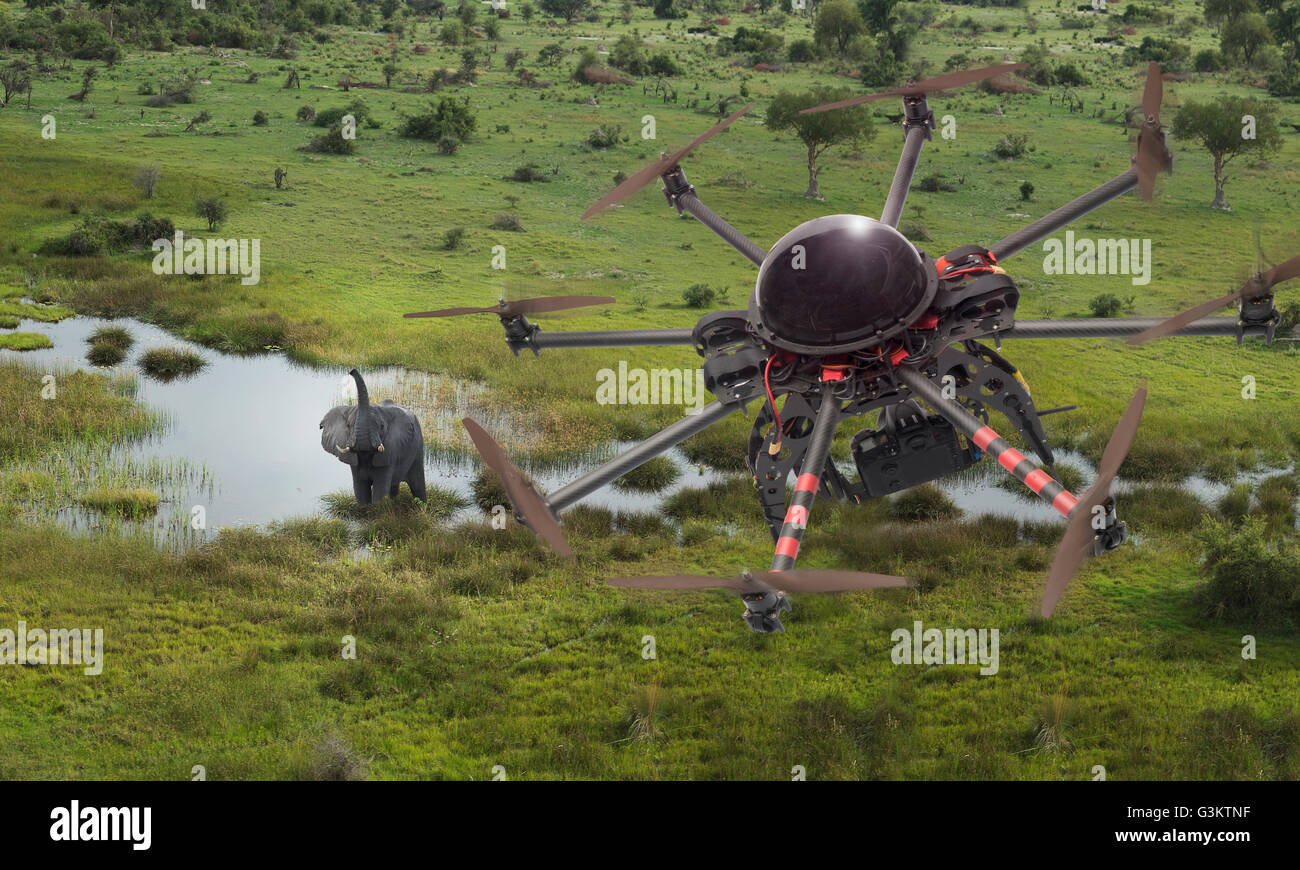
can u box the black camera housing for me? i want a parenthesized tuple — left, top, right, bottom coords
(852, 410, 980, 499)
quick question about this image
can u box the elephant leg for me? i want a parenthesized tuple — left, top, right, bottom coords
(407, 461, 426, 503)
(352, 469, 372, 505)
(373, 467, 396, 501)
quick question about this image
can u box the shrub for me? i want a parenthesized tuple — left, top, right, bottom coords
(1196, 517, 1300, 624)
(397, 97, 476, 143)
(491, 214, 524, 232)
(788, 39, 818, 63)
(1194, 48, 1223, 73)
(1088, 293, 1125, 318)
(252, 110, 269, 126)
(303, 125, 357, 155)
(992, 133, 1030, 159)
(314, 100, 369, 128)
(437, 135, 459, 155)
(443, 227, 466, 250)
(507, 163, 550, 182)
(682, 283, 716, 308)
(586, 124, 624, 148)
(296, 105, 317, 122)
(1019, 181, 1034, 201)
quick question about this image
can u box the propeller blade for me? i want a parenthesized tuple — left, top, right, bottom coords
(799, 63, 1028, 115)
(403, 296, 614, 319)
(607, 569, 909, 593)
(506, 295, 616, 316)
(403, 306, 497, 318)
(775, 570, 911, 593)
(1096, 387, 1146, 482)
(1133, 63, 1170, 202)
(1040, 387, 1145, 617)
(1262, 253, 1300, 288)
(1141, 61, 1162, 122)
(1126, 287, 1248, 345)
(581, 105, 753, 219)
(462, 418, 573, 557)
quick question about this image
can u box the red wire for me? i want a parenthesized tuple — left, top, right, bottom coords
(764, 355, 782, 446)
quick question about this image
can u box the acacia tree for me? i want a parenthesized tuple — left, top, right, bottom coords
(1173, 97, 1282, 209)
(814, 0, 864, 58)
(766, 87, 875, 200)
(1222, 12, 1275, 64)
(539, 0, 590, 23)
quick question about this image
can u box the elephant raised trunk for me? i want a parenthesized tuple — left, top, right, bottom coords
(349, 368, 382, 451)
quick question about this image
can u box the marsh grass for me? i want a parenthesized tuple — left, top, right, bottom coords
(138, 346, 206, 380)
(0, 315, 18, 329)
(79, 486, 160, 517)
(0, 332, 53, 351)
(88, 325, 134, 351)
(613, 455, 680, 492)
(86, 342, 127, 367)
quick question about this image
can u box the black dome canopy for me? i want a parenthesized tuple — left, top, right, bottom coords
(749, 215, 934, 355)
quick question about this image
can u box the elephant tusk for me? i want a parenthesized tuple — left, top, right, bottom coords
(377, 443, 385, 452)
(336, 444, 350, 453)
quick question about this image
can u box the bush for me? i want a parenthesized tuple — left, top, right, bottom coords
(992, 133, 1030, 159)
(397, 97, 476, 143)
(314, 100, 369, 128)
(507, 163, 550, 182)
(788, 39, 818, 63)
(1088, 293, 1127, 318)
(1019, 181, 1034, 201)
(38, 213, 175, 257)
(443, 227, 466, 250)
(682, 283, 716, 308)
(296, 105, 317, 122)
(1196, 517, 1300, 624)
(194, 197, 228, 231)
(437, 135, 459, 155)
(491, 214, 524, 232)
(1194, 49, 1224, 73)
(252, 110, 269, 126)
(586, 124, 624, 149)
(303, 125, 357, 155)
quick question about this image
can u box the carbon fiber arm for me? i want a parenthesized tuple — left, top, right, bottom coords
(1003, 317, 1263, 340)
(662, 167, 767, 267)
(989, 169, 1138, 262)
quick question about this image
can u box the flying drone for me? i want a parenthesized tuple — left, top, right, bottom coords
(407, 63, 1300, 633)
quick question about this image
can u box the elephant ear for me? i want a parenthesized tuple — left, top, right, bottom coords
(320, 405, 359, 465)
(371, 403, 416, 467)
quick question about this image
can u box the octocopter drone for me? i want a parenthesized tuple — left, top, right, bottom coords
(407, 63, 1300, 633)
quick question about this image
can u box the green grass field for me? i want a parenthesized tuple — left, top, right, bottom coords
(2, 1, 1300, 779)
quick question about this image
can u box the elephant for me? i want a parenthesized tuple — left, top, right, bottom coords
(320, 369, 427, 504)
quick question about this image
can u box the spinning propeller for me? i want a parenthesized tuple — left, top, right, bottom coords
(1041, 387, 1146, 617)
(1127, 253, 1300, 345)
(404, 296, 614, 319)
(609, 569, 909, 593)
(462, 417, 573, 557)
(581, 104, 753, 219)
(1133, 62, 1172, 202)
(798, 63, 1029, 115)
